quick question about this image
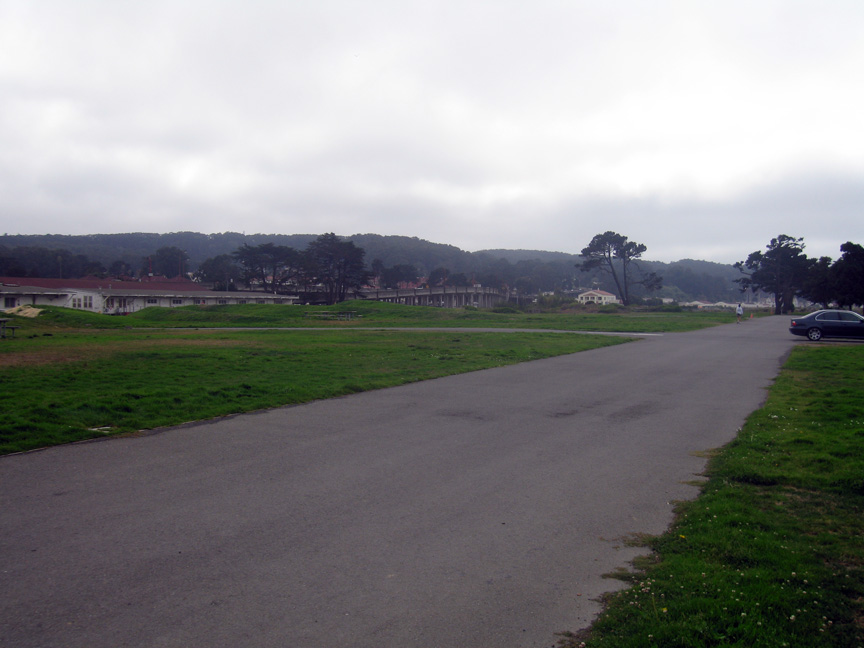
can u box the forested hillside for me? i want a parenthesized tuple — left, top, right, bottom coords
(0, 232, 743, 302)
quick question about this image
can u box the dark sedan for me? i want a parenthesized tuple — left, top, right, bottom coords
(789, 309, 864, 341)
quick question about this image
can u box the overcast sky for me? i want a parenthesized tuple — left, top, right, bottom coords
(2, 1, 862, 263)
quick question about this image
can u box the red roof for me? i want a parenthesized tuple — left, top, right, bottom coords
(580, 289, 616, 296)
(0, 276, 205, 293)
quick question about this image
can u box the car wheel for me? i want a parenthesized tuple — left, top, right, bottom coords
(807, 327, 823, 341)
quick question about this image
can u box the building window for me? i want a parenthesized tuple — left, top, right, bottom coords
(4, 297, 17, 308)
(172, 299, 183, 305)
(238, 299, 247, 304)
(83, 296, 93, 309)
(146, 298, 158, 304)
(218, 299, 228, 305)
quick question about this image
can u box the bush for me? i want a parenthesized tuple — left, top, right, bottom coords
(598, 303, 624, 313)
(491, 305, 521, 314)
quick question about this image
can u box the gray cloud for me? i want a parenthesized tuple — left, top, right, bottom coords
(2, 0, 862, 262)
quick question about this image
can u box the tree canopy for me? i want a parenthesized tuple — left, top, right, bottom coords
(144, 246, 189, 279)
(832, 242, 864, 308)
(194, 254, 242, 291)
(577, 231, 662, 305)
(734, 235, 810, 314)
(232, 243, 301, 293)
(303, 233, 371, 304)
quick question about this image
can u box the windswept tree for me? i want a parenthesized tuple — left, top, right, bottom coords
(577, 231, 662, 305)
(734, 235, 810, 314)
(303, 233, 371, 304)
(232, 243, 301, 293)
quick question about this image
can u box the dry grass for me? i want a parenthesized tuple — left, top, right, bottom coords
(0, 335, 254, 367)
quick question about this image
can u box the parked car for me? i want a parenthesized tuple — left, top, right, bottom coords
(789, 310, 864, 341)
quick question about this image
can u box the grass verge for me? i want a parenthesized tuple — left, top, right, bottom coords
(559, 344, 864, 647)
(0, 328, 633, 454)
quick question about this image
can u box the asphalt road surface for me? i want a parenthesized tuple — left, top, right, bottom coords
(1, 316, 798, 648)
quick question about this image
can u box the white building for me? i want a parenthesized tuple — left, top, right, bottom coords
(576, 289, 620, 305)
(1, 277, 297, 314)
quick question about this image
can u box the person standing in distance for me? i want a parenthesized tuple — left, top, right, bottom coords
(736, 303, 744, 323)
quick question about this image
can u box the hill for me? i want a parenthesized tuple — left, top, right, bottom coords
(0, 232, 743, 302)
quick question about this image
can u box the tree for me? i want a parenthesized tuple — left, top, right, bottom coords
(380, 264, 420, 289)
(232, 243, 301, 293)
(800, 256, 834, 309)
(577, 231, 662, 305)
(108, 260, 135, 278)
(0, 246, 108, 278)
(832, 242, 864, 308)
(302, 233, 371, 304)
(144, 246, 190, 279)
(370, 258, 386, 283)
(196, 254, 243, 291)
(447, 272, 471, 287)
(427, 267, 450, 287)
(734, 235, 810, 314)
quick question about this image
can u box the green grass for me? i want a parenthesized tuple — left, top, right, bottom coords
(0, 303, 761, 454)
(559, 345, 864, 648)
(3, 301, 747, 333)
(0, 327, 633, 454)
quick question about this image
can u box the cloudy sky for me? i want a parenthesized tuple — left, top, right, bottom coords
(2, 1, 862, 263)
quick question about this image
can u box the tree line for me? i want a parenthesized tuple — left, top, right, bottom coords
(5, 231, 859, 309)
(734, 235, 864, 313)
(190, 233, 373, 304)
(1, 233, 744, 303)
(574, 230, 864, 311)
(203, 233, 371, 304)
(0, 233, 372, 305)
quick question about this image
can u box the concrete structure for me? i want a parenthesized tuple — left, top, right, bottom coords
(360, 285, 507, 308)
(0, 277, 297, 314)
(1, 277, 510, 313)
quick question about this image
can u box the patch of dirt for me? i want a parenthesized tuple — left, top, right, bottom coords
(0, 337, 254, 368)
(5, 305, 43, 317)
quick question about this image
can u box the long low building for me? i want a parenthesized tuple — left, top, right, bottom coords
(0, 276, 297, 314)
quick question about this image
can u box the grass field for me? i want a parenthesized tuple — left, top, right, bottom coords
(5, 300, 746, 332)
(0, 302, 745, 454)
(0, 325, 634, 454)
(559, 344, 864, 647)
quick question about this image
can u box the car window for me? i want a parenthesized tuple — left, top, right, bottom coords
(816, 312, 840, 321)
(839, 312, 863, 322)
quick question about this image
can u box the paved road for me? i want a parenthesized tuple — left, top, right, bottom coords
(1, 316, 798, 648)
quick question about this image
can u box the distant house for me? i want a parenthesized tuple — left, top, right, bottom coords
(0, 277, 297, 314)
(577, 289, 619, 305)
